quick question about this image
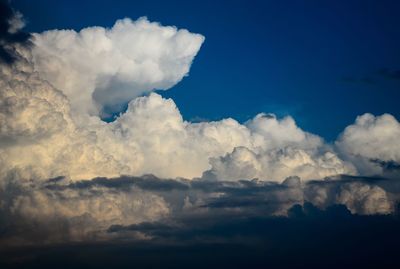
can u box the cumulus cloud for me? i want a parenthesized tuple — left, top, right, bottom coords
(202, 114, 355, 181)
(1, 5, 400, 256)
(2, 13, 397, 184)
(32, 17, 204, 117)
(337, 113, 400, 177)
(1, 52, 354, 182)
(0, 47, 127, 182)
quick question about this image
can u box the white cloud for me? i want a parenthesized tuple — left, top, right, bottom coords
(3, 17, 400, 185)
(0, 47, 356, 183)
(336, 113, 400, 176)
(246, 113, 322, 150)
(1, 17, 400, 247)
(0, 48, 125, 182)
(204, 146, 354, 181)
(31, 17, 205, 118)
(202, 114, 355, 181)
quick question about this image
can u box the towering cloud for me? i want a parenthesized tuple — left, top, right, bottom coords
(32, 17, 205, 118)
(0, 4, 400, 250)
(0, 46, 354, 182)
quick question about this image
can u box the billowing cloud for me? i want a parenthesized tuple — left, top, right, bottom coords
(0, 52, 125, 182)
(0, 50, 355, 182)
(1, 4, 400, 259)
(337, 113, 400, 177)
(32, 17, 205, 117)
(202, 114, 355, 181)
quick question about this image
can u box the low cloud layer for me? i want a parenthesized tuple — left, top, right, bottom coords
(1, 174, 399, 247)
(1, 3, 400, 261)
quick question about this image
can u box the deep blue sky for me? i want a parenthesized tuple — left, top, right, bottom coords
(13, 0, 400, 141)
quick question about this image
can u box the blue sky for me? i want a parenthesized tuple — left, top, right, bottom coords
(13, 0, 400, 141)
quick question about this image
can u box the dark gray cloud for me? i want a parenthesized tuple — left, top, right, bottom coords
(59, 174, 190, 192)
(2, 202, 400, 269)
(370, 159, 400, 172)
(1, 173, 400, 250)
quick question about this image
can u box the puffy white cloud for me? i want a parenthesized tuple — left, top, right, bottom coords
(336, 113, 400, 176)
(246, 113, 322, 150)
(4, 16, 400, 185)
(1, 16, 399, 247)
(205, 146, 354, 181)
(0, 53, 356, 182)
(101, 94, 259, 179)
(0, 47, 124, 182)
(1, 6, 400, 252)
(31, 17, 205, 118)
(0, 17, 208, 182)
(4, 13, 390, 185)
(0, 50, 69, 142)
(97, 97, 354, 181)
(202, 114, 355, 181)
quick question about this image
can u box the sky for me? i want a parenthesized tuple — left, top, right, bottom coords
(12, 0, 400, 141)
(1, 1, 400, 268)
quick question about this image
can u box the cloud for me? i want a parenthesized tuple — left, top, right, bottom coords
(2, 206, 400, 269)
(1, 7, 400, 266)
(0, 176, 170, 245)
(31, 17, 205, 117)
(1, 57, 354, 181)
(1, 13, 398, 184)
(1, 174, 399, 246)
(370, 159, 400, 172)
(202, 113, 355, 181)
(336, 113, 400, 177)
(306, 179, 392, 215)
